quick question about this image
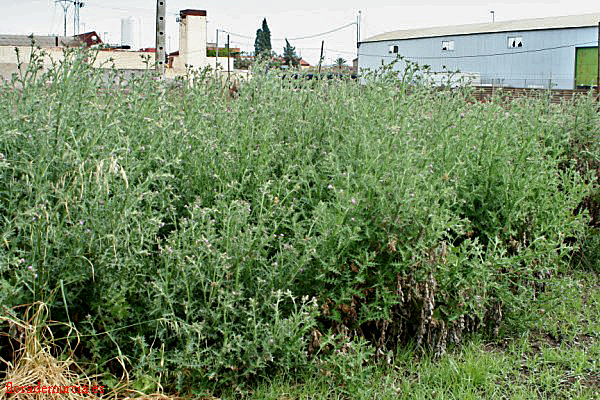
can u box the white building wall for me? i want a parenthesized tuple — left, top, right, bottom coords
(93, 50, 151, 69)
(358, 26, 597, 89)
(0, 46, 151, 80)
(176, 10, 208, 72)
(214, 56, 234, 71)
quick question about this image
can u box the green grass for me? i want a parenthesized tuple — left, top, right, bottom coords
(222, 270, 599, 400)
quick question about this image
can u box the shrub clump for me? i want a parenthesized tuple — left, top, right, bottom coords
(0, 49, 597, 394)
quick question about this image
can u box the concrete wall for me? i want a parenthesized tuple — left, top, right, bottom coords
(358, 26, 597, 89)
(1, 46, 63, 80)
(170, 55, 232, 74)
(0, 46, 152, 80)
(93, 50, 152, 70)
(209, 56, 234, 72)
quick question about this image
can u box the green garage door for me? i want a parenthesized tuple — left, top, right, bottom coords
(575, 47, 598, 88)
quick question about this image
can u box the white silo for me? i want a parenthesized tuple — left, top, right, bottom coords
(121, 17, 141, 50)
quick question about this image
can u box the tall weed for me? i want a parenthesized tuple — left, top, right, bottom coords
(0, 49, 596, 393)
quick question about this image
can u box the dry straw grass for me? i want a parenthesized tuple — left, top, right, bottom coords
(0, 302, 101, 399)
(0, 303, 192, 400)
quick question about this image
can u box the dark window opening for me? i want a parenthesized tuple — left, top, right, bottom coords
(508, 36, 523, 48)
(442, 40, 454, 51)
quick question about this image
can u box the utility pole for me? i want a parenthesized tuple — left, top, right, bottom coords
(227, 34, 231, 82)
(318, 40, 324, 75)
(356, 11, 361, 48)
(215, 29, 219, 72)
(356, 10, 362, 60)
(155, 0, 166, 76)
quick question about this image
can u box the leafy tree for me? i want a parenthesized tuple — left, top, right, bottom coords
(254, 18, 272, 57)
(334, 57, 347, 69)
(283, 39, 300, 67)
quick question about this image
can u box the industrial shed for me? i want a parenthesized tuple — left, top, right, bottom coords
(358, 13, 599, 89)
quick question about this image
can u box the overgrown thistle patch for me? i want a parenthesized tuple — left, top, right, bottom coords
(0, 48, 597, 394)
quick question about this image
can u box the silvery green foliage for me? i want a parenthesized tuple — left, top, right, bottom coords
(0, 47, 596, 394)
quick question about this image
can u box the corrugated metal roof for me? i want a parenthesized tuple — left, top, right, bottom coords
(363, 13, 600, 42)
(0, 34, 81, 47)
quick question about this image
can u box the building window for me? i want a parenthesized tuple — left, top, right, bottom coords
(442, 40, 454, 51)
(507, 36, 523, 48)
(388, 45, 399, 54)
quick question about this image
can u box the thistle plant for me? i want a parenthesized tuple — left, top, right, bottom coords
(0, 47, 596, 394)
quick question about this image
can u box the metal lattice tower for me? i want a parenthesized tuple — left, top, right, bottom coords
(74, 2, 84, 35)
(55, 0, 70, 36)
(55, 0, 85, 36)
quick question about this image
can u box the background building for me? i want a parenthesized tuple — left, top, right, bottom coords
(0, 9, 235, 81)
(358, 13, 600, 89)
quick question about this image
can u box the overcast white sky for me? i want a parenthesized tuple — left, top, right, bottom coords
(2, 0, 598, 65)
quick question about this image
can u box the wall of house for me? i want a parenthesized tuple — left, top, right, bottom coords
(93, 50, 152, 70)
(0, 45, 151, 80)
(358, 26, 597, 89)
(0, 46, 63, 80)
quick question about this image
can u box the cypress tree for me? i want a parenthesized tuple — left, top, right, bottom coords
(254, 18, 272, 57)
(260, 18, 272, 53)
(254, 28, 263, 57)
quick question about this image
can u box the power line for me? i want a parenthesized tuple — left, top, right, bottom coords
(221, 21, 357, 43)
(222, 31, 253, 40)
(84, 3, 177, 16)
(84, 3, 153, 13)
(275, 22, 356, 41)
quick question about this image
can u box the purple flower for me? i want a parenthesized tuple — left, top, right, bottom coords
(351, 198, 357, 205)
